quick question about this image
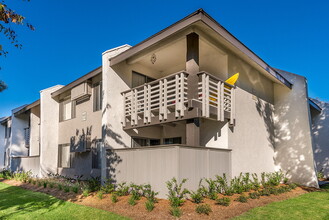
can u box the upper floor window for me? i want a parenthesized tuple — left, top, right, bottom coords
(132, 71, 155, 88)
(93, 81, 102, 112)
(4, 123, 11, 139)
(59, 97, 76, 122)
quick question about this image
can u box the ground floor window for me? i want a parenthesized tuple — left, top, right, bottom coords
(132, 137, 181, 147)
(164, 137, 182, 145)
(58, 144, 74, 168)
(92, 140, 102, 169)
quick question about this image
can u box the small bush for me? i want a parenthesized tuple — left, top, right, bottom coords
(87, 177, 101, 192)
(111, 193, 118, 203)
(130, 183, 143, 200)
(72, 185, 79, 193)
(268, 187, 279, 195)
(169, 207, 182, 217)
(97, 191, 104, 200)
(216, 197, 231, 206)
(101, 178, 115, 193)
(49, 182, 55, 188)
(58, 184, 63, 191)
(64, 185, 70, 193)
(43, 181, 48, 188)
(249, 192, 260, 199)
(128, 196, 136, 206)
(236, 194, 248, 203)
(38, 181, 42, 187)
(142, 184, 158, 203)
(116, 182, 130, 196)
(209, 192, 218, 200)
(190, 190, 204, 204)
(32, 180, 36, 185)
(166, 178, 189, 207)
(28, 178, 32, 184)
(82, 189, 90, 197)
(288, 183, 297, 190)
(196, 204, 212, 215)
(145, 200, 155, 212)
(259, 188, 270, 196)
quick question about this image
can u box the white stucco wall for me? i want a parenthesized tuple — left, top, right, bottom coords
(102, 45, 132, 149)
(0, 123, 5, 169)
(10, 112, 29, 157)
(29, 106, 40, 156)
(40, 85, 63, 176)
(274, 69, 318, 187)
(311, 99, 329, 178)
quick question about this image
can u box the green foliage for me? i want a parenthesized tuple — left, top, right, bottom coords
(87, 177, 101, 192)
(317, 169, 325, 180)
(63, 185, 70, 193)
(203, 178, 219, 199)
(37, 181, 42, 187)
(195, 204, 212, 215)
(43, 181, 48, 188)
(0, 169, 12, 179)
(142, 184, 158, 203)
(288, 183, 297, 190)
(111, 193, 118, 203)
(12, 171, 32, 182)
(49, 182, 55, 188)
(258, 188, 271, 196)
(216, 197, 231, 206)
(82, 189, 90, 197)
(216, 174, 234, 196)
(251, 173, 261, 190)
(130, 183, 143, 200)
(101, 178, 115, 193)
(116, 182, 130, 196)
(166, 178, 189, 207)
(28, 178, 32, 184)
(71, 184, 79, 193)
(32, 180, 36, 185)
(128, 195, 136, 206)
(58, 184, 63, 191)
(236, 194, 248, 203)
(249, 192, 260, 199)
(268, 187, 279, 195)
(267, 171, 284, 186)
(169, 207, 182, 217)
(97, 191, 103, 200)
(145, 200, 155, 212)
(190, 190, 204, 204)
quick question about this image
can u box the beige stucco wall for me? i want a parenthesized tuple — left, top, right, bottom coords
(274, 69, 318, 187)
(10, 112, 29, 157)
(40, 85, 63, 177)
(0, 123, 5, 168)
(58, 74, 102, 145)
(310, 100, 329, 178)
(29, 105, 40, 156)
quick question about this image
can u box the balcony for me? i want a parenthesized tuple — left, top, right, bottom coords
(122, 71, 235, 129)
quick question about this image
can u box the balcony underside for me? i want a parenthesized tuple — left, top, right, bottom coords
(123, 99, 231, 130)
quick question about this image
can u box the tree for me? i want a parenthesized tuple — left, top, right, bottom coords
(0, 0, 34, 91)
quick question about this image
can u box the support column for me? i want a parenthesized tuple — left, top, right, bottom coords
(186, 33, 201, 146)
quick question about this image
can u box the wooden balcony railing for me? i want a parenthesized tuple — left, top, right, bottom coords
(198, 71, 235, 125)
(122, 71, 188, 127)
(122, 71, 236, 128)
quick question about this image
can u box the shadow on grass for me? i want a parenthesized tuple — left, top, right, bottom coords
(0, 182, 65, 219)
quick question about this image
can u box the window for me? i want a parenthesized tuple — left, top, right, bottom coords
(93, 81, 102, 112)
(92, 140, 102, 169)
(58, 144, 74, 168)
(164, 137, 182, 145)
(59, 98, 75, 122)
(132, 137, 160, 147)
(4, 123, 11, 138)
(132, 71, 155, 88)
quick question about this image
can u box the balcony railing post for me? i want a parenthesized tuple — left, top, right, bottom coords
(163, 78, 168, 120)
(131, 89, 138, 126)
(147, 84, 151, 123)
(205, 74, 210, 117)
(230, 87, 235, 125)
(220, 82, 225, 121)
(143, 85, 147, 124)
(159, 80, 163, 121)
(175, 74, 179, 118)
(201, 73, 206, 117)
(123, 92, 126, 127)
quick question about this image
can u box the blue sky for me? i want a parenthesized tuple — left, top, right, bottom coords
(1, 0, 328, 117)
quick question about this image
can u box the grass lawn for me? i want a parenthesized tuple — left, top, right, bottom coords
(0, 182, 129, 220)
(235, 184, 329, 220)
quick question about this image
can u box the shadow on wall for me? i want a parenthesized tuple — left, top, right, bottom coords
(255, 97, 275, 150)
(311, 101, 329, 178)
(273, 82, 318, 187)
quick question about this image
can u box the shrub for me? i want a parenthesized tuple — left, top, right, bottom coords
(216, 174, 234, 196)
(111, 193, 118, 203)
(97, 191, 104, 200)
(101, 178, 115, 193)
(166, 178, 189, 207)
(82, 189, 90, 197)
(190, 190, 204, 204)
(230, 173, 245, 194)
(196, 204, 212, 215)
(64, 185, 70, 193)
(128, 195, 136, 206)
(87, 177, 101, 192)
(32, 180, 36, 185)
(203, 178, 218, 198)
(130, 183, 143, 200)
(37, 181, 42, 187)
(317, 169, 325, 180)
(0, 169, 12, 179)
(169, 207, 182, 217)
(58, 184, 63, 191)
(266, 171, 284, 186)
(268, 187, 279, 195)
(249, 192, 260, 199)
(43, 181, 48, 188)
(216, 197, 231, 206)
(259, 188, 270, 196)
(28, 178, 32, 184)
(145, 200, 155, 212)
(251, 173, 261, 190)
(142, 184, 158, 203)
(71, 184, 79, 193)
(49, 182, 55, 188)
(116, 182, 130, 196)
(236, 194, 248, 203)
(288, 183, 297, 190)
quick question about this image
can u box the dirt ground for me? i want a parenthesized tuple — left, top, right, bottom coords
(1, 179, 313, 220)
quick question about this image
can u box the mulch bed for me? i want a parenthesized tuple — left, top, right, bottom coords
(0, 179, 314, 219)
